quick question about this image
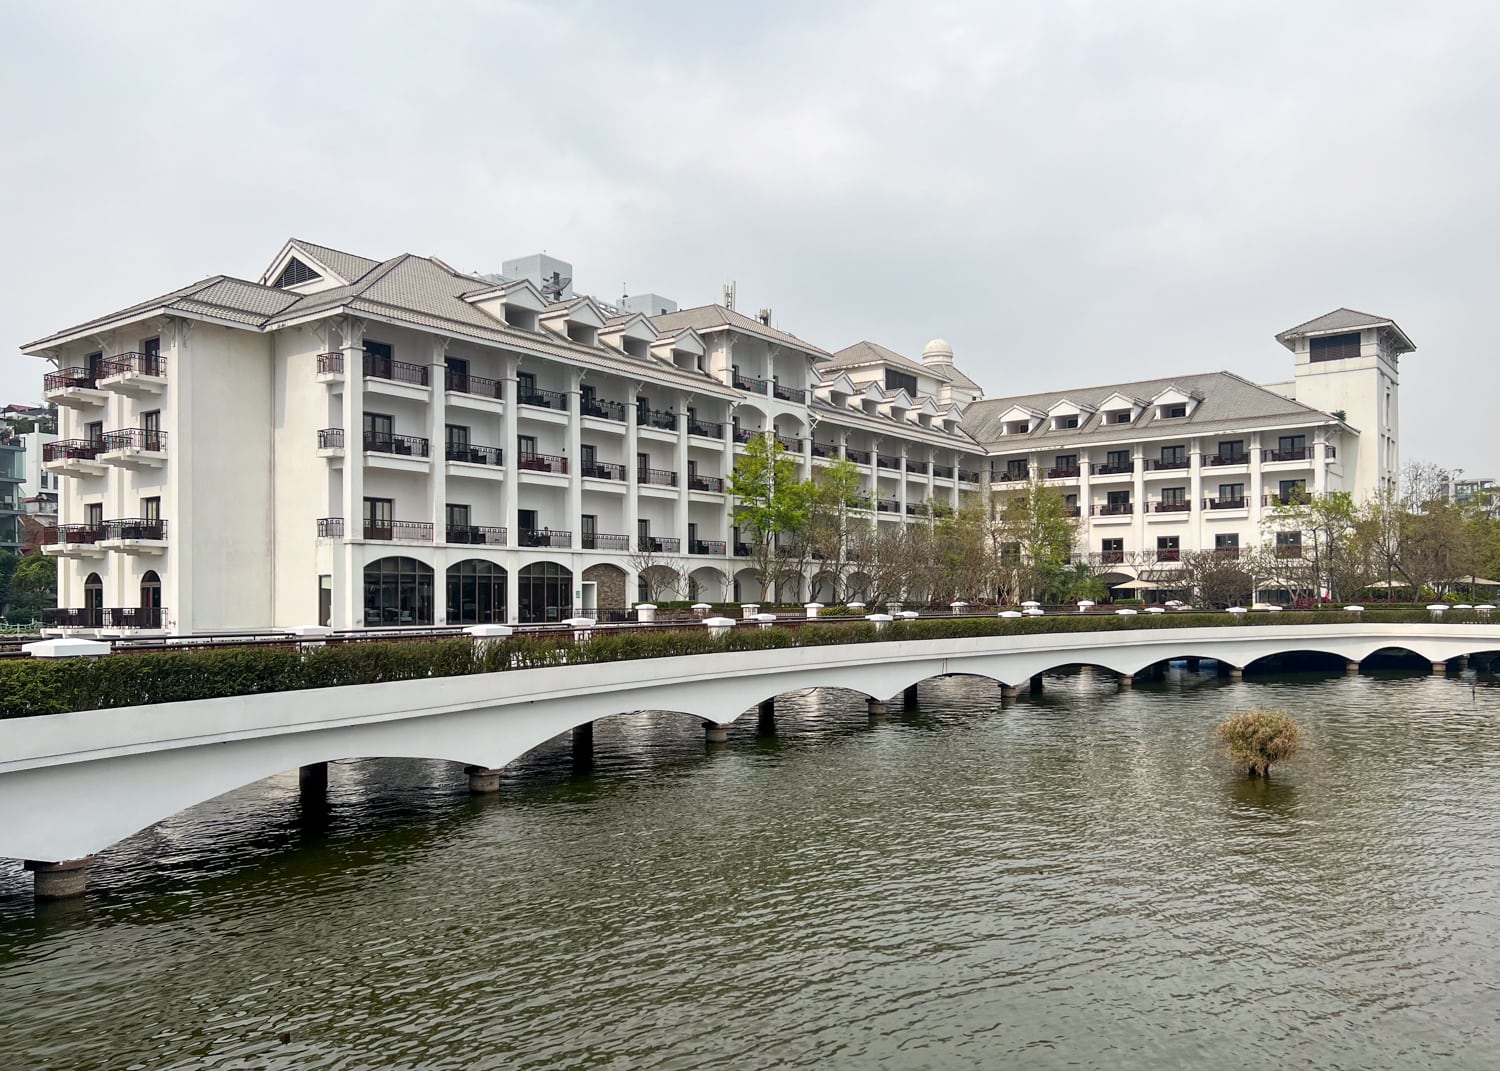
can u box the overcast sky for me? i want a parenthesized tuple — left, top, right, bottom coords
(1, 0, 1495, 470)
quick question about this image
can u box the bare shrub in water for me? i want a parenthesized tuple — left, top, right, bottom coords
(1217, 709, 1302, 778)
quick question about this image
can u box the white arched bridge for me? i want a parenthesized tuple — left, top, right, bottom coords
(4, 621, 1498, 896)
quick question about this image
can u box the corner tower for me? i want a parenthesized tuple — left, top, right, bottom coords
(1276, 308, 1413, 498)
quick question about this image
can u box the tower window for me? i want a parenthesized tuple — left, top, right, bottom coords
(1310, 333, 1361, 361)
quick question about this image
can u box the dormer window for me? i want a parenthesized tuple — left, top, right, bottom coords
(1161, 404, 1187, 419)
(504, 307, 537, 331)
(1005, 420, 1031, 435)
(1054, 415, 1079, 430)
(566, 324, 597, 347)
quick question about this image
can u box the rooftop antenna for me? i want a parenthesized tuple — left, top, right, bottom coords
(722, 281, 736, 311)
(541, 270, 572, 303)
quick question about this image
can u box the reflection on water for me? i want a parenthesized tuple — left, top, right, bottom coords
(4, 668, 1500, 1070)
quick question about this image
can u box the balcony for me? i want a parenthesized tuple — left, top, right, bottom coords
(42, 439, 108, 476)
(519, 386, 567, 411)
(734, 542, 751, 556)
(363, 519, 434, 542)
(581, 461, 626, 481)
(49, 607, 167, 631)
(846, 447, 872, 465)
(1264, 492, 1308, 507)
(733, 373, 769, 395)
(1156, 548, 1182, 562)
(1204, 497, 1247, 510)
(316, 352, 344, 379)
(1093, 461, 1134, 475)
(876, 499, 899, 514)
(690, 539, 727, 555)
(775, 434, 802, 452)
(1275, 544, 1304, 559)
(688, 416, 725, 438)
(1204, 452, 1248, 467)
(446, 443, 503, 467)
(518, 452, 568, 475)
(810, 441, 839, 459)
(1263, 447, 1310, 463)
(637, 407, 678, 432)
(638, 536, 681, 553)
(316, 517, 344, 538)
(1046, 466, 1081, 479)
(772, 383, 808, 404)
(732, 426, 758, 445)
(97, 352, 167, 395)
(446, 524, 507, 546)
(1092, 503, 1134, 516)
(1144, 458, 1190, 472)
(101, 428, 167, 469)
(639, 467, 678, 488)
(932, 463, 955, 479)
(101, 518, 168, 552)
(363, 353, 429, 388)
(1099, 551, 1125, 565)
(906, 459, 929, 475)
(876, 453, 899, 470)
(317, 428, 344, 456)
(1063, 505, 1082, 518)
(364, 431, 430, 458)
(581, 532, 630, 551)
(581, 396, 627, 422)
(1151, 501, 1191, 513)
(41, 523, 106, 557)
(689, 474, 725, 493)
(993, 468, 1030, 483)
(519, 528, 570, 548)
(445, 370, 504, 411)
(958, 469, 981, 483)
(43, 367, 108, 409)
(1214, 546, 1242, 559)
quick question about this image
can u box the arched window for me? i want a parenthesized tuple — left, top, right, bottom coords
(363, 557, 434, 627)
(517, 562, 572, 623)
(447, 560, 507, 624)
(84, 572, 103, 627)
(140, 570, 162, 628)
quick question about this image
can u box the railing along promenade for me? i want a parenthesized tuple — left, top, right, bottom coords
(2, 608, 1497, 897)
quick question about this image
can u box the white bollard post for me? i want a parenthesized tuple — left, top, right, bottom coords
(804, 602, 823, 619)
(703, 616, 736, 638)
(634, 603, 657, 624)
(741, 602, 760, 620)
(865, 613, 893, 631)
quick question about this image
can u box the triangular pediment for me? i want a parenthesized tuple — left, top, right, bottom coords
(1046, 396, 1095, 417)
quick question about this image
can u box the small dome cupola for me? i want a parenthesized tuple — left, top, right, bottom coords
(921, 338, 954, 368)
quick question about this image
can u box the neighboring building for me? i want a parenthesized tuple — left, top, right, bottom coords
(16, 429, 59, 520)
(0, 440, 24, 554)
(1443, 476, 1498, 517)
(964, 308, 1411, 578)
(23, 239, 987, 634)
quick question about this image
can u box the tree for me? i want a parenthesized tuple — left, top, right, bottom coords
(727, 435, 815, 603)
(991, 477, 1080, 602)
(1217, 709, 1303, 778)
(807, 458, 869, 603)
(628, 543, 685, 603)
(932, 500, 995, 603)
(1267, 491, 1365, 601)
(0, 550, 18, 613)
(1177, 549, 1257, 609)
(7, 553, 56, 623)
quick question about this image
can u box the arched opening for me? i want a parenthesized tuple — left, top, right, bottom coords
(83, 571, 103, 627)
(518, 561, 572, 623)
(446, 560, 507, 624)
(689, 566, 727, 603)
(364, 556, 434, 627)
(732, 567, 764, 603)
(846, 571, 873, 602)
(581, 564, 627, 618)
(1242, 649, 1349, 676)
(637, 564, 681, 604)
(139, 569, 162, 628)
(810, 572, 837, 603)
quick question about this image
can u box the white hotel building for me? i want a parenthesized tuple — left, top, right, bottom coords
(22, 238, 1408, 633)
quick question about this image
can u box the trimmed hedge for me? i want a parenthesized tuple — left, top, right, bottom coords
(0, 609, 1485, 720)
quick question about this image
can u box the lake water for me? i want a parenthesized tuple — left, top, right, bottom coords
(3, 666, 1500, 1070)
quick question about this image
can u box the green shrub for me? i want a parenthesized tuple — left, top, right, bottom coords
(1217, 708, 1303, 777)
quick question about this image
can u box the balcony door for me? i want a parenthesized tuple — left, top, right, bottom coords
(581, 514, 597, 549)
(688, 521, 699, 552)
(446, 503, 471, 542)
(363, 413, 393, 452)
(84, 572, 104, 627)
(446, 423, 470, 463)
(140, 571, 162, 625)
(445, 356, 469, 393)
(581, 443, 597, 476)
(363, 497, 394, 540)
(518, 509, 538, 546)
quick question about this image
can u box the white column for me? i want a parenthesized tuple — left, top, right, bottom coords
(674, 404, 690, 549)
(566, 370, 583, 550)
(339, 319, 365, 630)
(1189, 440, 1204, 555)
(1131, 445, 1146, 554)
(428, 338, 448, 625)
(1248, 432, 1265, 541)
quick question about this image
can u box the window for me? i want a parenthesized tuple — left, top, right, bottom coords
(1278, 479, 1307, 503)
(1000, 541, 1021, 565)
(1055, 414, 1078, 430)
(141, 496, 161, 522)
(1160, 445, 1185, 465)
(1156, 535, 1180, 562)
(273, 257, 321, 289)
(83, 572, 103, 626)
(518, 435, 537, 458)
(1105, 449, 1131, 472)
(447, 560, 507, 625)
(445, 356, 469, 392)
(1217, 483, 1245, 504)
(1101, 537, 1124, 563)
(363, 556, 434, 626)
(141, 410, 162, 449)
(1162, 404, 1187, 419)
(1106, 490, 1131, 513)
(517, 562, 570, 623)
(1113, 411, 1132, 424)
(446, 503, 471, 531)
(518, 371, 538, 403)
(445, 424, 469, 454)
(363, 497, 394, 539)
(1055, 454, 1077, 472)
(319, 575, 332, 627)
(1217, 440, 1245, 461)
(363, 412, 393, 450)
(85, 502, 103, 527)
(1161, 487, 1186, 506)
(581, 514, 598, 547)
(1310, 332, 1361, 361)
(1006, 459, 1029, 479)
(1278, 435, 1306, 453)
(139, 570, 161, 612)
(142, 336, 162, 374)
(1276, 531, 1303, 558)
(1215, 533, 1240, 558)
(884, 369, 918, 395)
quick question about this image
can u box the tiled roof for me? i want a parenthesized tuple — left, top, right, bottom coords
(827, 339, 984, 394)
(23, 276, 300, 348)
(1275, 308, 1415, 353)
(962, 371, 1339, 449)
(288, 239, 381, 285)
(811, 398, 983, 452)
(650, 305, 834, 359)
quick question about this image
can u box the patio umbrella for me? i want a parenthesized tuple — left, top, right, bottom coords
(1111, 578, 1158, 591)
(1444, 575, 1500, 587)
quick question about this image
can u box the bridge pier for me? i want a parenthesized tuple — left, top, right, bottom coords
(1118, 674, 1133, 690)
(572, 722, 594, 769)
(757, 698, 777, 735)
(1432, 660, 1449, 675)
(1346, 659, 1361, 675)
(704, 724, 730, 745)
(299, 762, 328, 795)
(1000, 683, 1020, 700)
(1457, 656, 1469, 670)
(902, 685, 919, 712)
(25, 857, 92, 900)
(1029, 675, 1043, 694)
(867, 698, 889, 718)
(466, 766, 502, 793)
(1228, 666, 1243, 680)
